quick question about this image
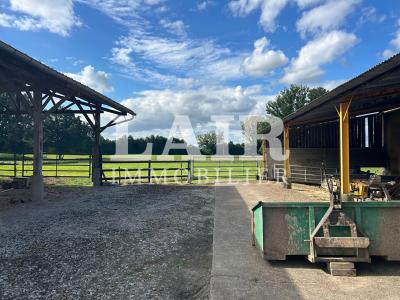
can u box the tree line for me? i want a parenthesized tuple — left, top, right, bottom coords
(0, 85, 328, 155)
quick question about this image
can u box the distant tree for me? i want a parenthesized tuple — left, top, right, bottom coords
(240, 117, 272, 155)
(228, 141, 244, 155)
(0, 94, 32, 153)
(308, 86, 328, 102)
(266, 85, 328, 119)
(197, 132, 217, 155)
(44, 115, 93, 155)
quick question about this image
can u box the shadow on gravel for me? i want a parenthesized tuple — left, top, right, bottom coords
(0, 184, 214, 300)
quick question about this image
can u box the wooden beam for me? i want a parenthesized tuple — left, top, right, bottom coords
(262, 140, 268, 177)
(31, 89, 44, 201)
(92, 107, 102, 186)
(284, 126, 291, 178)
(340, 101, 351, 196)
(76, 102, 95, 128)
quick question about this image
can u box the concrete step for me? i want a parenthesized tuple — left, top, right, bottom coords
(328, 262, 355, 269)
(327, 262, 356, 277)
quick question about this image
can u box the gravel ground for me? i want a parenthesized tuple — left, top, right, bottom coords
(0, 184, 214, 299)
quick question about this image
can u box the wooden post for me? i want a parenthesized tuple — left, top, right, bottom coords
(148, 160, 151, 183)
(22, 153, 25, 177)
(284, 126, 291, 177)
(283, 126, 291, 189)
(92, 107, 102, 186)
(13, 153, 17, 178)
(262, 140, 268, 179)
(55, 154, 58, 177)
(88, 155, 91, 178)
(187, 160, 192, 183)
(31, 90, 44, 201)
(340, 101, 351, 196)
(180, 161, 183, 183)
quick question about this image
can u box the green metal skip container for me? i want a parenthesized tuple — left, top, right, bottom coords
(252, 201, 400, 262)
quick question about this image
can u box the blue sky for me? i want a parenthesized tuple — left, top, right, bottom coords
(1, 0, 400, 138)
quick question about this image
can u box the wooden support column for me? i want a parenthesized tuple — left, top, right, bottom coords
(92, 106, 102, 186)
(339, 101, 351, 196)
(31, 90, 44, 201)
(262, 140, 268, 179)
(283, 126, 291, 188)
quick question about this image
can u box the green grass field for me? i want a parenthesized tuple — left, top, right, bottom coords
(0, 154, 263, 185)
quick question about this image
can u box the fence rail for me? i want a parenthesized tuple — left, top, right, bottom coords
(0, 154, 264, 184)
(102, 160, 192, 184)
(3, 154, 344, 186)
(193, 160, 260, 180)
(273, 164, 338, 186)
(0, 154, 91, 178)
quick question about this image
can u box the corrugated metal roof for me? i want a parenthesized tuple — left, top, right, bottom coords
(283, 52, 400, 124)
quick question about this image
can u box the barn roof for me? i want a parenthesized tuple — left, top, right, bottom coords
(0, 40, 135, 117)
(284, 53, 400, 126)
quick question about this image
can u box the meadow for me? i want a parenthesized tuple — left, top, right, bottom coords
(0, 153, 263, 184)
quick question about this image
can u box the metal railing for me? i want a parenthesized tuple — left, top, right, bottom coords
(0, 154, 92, 178)
(102, 160, 192, 184)
(0, 154, 262, 184)
(273, 164, 338, 186)
(193, 159, 260, 180)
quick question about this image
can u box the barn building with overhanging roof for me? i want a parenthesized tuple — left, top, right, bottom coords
(274, 53, 400, 196)
(0, 40, 135, 201)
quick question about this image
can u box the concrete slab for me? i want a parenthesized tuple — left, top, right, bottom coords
(210, 182, 400, 300)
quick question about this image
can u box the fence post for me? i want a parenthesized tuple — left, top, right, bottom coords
(218, 160, 221, 182)
(320, 168, 323, 186)
(187, 160, 192, 183)
(13, 153, 17, 178)
(118, 167, 121, 185)
(180, 161, 183, 183)
(304, 168, 307, 184)
(256, 160, 259, 180)
(22, 153, 25, 177)
(55, 154, 58, 177)
(88, 155, 92, 178)
(148, 160, 151, 183)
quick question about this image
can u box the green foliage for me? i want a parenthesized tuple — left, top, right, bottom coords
(308, 87, 328, 102)
(0, 94, 32, 153)
(44, 115, 93, 154)
(197, 132, 217, 155)
(266, 85, 328, 119)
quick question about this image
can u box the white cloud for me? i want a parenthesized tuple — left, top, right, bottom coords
(120, 85, 274, 135)
(382, 19, 400, 59)
(197, 1, 214, 11)
(295, 0, 323, 9)
(297, 0, 360, 36)
(228, 0, 289, 32)
(243, 37, 288, 76)
(111, 34, 248, 85)
(160, 19, 187, 37)
(358, 6, 386, 26)
(0, 0, 80, 36)
(65, 56, 85, 66)
(382, 49, 396, 60)
(281, 30, 358, 84)
(65, 65, 114, 93)
(390, 21, 400, 49)
(111, 48, 133, 65)
(77, 0, 164, 31)
(318, 79, 347, 90)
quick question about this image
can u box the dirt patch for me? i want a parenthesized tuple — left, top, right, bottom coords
(222, 181, 330, 211)
(0, 184, 214, 299)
